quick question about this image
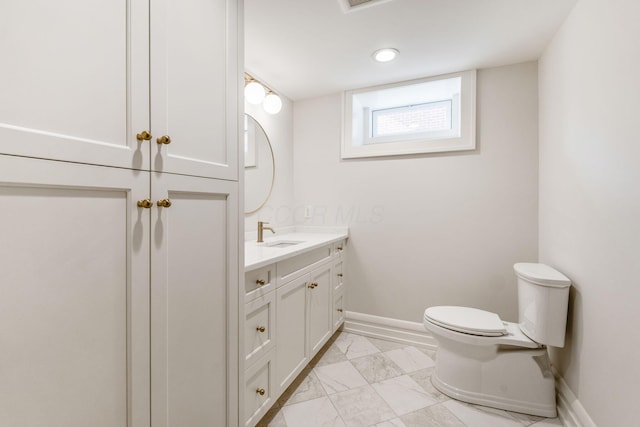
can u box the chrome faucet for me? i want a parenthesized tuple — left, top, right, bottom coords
(257, 221, 275, 243)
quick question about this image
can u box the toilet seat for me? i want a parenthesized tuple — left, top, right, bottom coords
(424, 306, 507, 337)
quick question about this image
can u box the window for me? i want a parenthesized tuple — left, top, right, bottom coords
(342, 70, 476, 159)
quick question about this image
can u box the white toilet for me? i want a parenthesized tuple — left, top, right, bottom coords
(423, 263, 571, 417)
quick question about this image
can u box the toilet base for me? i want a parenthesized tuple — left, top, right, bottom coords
(431, 337, 557, 417)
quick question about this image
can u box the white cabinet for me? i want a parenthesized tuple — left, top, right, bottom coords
(150, 174, 238, 427)
(0, 156, 150, 426)
(0, 0, 241, 424)
(0, 0, 239, 180)
(275, 274, 310, 392)
(307, 264, 332, 356)
(242, 238, 347, 426)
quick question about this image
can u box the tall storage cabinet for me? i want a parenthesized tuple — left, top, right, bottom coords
(0, 1, 241, 426)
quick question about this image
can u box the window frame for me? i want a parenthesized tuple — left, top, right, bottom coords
(341, 69, 476, 159)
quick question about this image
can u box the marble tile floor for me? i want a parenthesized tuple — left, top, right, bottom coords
(256, 331, 564, 427)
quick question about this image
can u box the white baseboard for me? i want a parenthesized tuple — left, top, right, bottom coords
(555, 370, 597, 427)
(343, 311, 438, 350)
(344, 310, 596, 427)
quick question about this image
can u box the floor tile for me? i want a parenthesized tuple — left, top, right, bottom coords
(407, 368, 448, 402)
(280, 396, 345, 427)
(374, 418, 408, 427)
(265, 410, 287, 427)
(442, 400, 526, 427)
(281, 371, 327, 406)
(367, 336, 410, 352)
(350, 352, 403, 383)
(328, 384, 396, 427)
(314, 360, 368, 394)
(530, 418, 564, 426)
(400, 403, 467, 427)
(372, 374, 439, 416)
(313, 343, 349, 367)
(384, 346, 436, 373)
(334, 332, 380, 359)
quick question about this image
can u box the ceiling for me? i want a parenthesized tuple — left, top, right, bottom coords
(244, 0, 577, 101)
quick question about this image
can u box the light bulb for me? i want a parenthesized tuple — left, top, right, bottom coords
(263, 93, 282, 114)
(244, 81, 265, 105)
(372, 48, 399, 63)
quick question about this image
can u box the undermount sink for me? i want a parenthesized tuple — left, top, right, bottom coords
(265, 240, 304, 248)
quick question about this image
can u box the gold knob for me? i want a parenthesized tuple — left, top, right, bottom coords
(157, 199, 172, 208)
(256, 279, 265, 286)
(256, 388, 265, 396)
(157, 135, 171, 145)
(308, 282, 318, 289)
(337, 308, 343, 312)
(337, 273, 343, 277)
(136, 131, 152, 141)
(337, 246, 343, 251)
(257, 326, 266, 333)
(137, 199, 152, 208)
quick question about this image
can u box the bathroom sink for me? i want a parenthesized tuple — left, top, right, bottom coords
(265, 240, 304, 248)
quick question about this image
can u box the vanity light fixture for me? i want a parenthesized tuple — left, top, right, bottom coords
(372, 47, 399, 63)
(244, 73, 282, 114)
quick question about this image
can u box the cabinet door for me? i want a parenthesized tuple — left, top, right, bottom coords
(275, 275, 309, 392)
(0, 155, 150, 427)
(308, 264, 333, 356)
(0, 0, 150, 170)
(150, 0, 239, 180)
(151, 173, 239, 427)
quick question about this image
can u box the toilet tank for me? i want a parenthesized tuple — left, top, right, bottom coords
(514, 263, 571, 348)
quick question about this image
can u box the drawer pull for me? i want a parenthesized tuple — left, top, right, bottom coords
(256, 326, 266, 333)
(256, 388, 266, 396)
(308, 282, 318, 289)
(156, 198, 172, 208)
(337, 308, 343, 312)
(337, 273, 343, 277)
(336, 246, 343, 251)
(256, 279, 266, 286)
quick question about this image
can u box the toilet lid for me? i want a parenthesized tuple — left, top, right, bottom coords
(424, 306, 507, 337)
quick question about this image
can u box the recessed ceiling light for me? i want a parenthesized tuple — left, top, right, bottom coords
(372, 48, 399, 63)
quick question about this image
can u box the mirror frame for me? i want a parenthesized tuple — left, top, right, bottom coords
(244, 114, 275, 214)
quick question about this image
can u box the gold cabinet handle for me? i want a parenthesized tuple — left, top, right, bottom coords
(256, 388, 265, 396)
(337, 308, 343, 312)
(256, 326, 266, 333)
(308, 282, 318, 289)
(157, 199, 172, 208)
(256, 279, 266, 286)
(136, 131, 152, 141)
(137, 199, 152, 208)
(157, 135, 171, 145)
(337, 273, 343, 277)
(336, 246, 343, 251)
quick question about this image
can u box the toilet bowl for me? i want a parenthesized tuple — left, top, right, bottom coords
(423, 263, 571, 417)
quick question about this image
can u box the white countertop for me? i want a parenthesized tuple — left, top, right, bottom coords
(245, 229, 348, 271)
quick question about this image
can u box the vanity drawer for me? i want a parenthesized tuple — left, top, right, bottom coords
(333, 290, 345, 332)
(277, 246, 332, 285)
(244, 292, 276, 367)
(333, 240, 346, 257)
(244, 349, 276, 427)
(245, 264, 275, 302)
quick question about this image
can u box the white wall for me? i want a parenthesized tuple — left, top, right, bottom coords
(293, 62, 539, 323)
(244, 95, 295, 236)
(539, 0, 640, 425)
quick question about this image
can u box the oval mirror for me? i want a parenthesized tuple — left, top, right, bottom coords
(244, 114, 275, 214)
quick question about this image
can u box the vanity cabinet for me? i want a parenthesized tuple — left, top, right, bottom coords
(0, 0, 239, 181)
(243, 238, 347, 427)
